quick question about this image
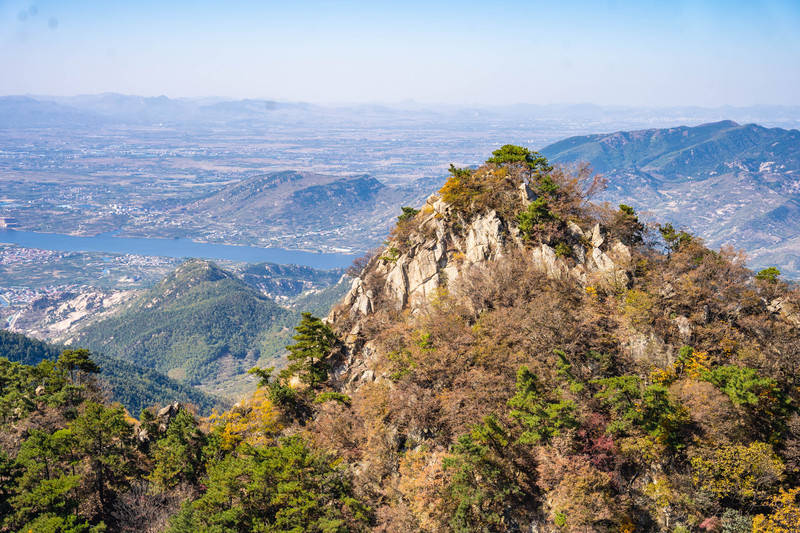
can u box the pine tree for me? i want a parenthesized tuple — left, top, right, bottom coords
(281, 313, 337, 390)
(148, 408, 206, 490)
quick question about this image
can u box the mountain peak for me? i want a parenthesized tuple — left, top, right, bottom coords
(157, 259, 233, 294)
(329, 156, 636, 386)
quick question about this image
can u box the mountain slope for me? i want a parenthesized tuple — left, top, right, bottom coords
(163, 170, 440, 252)
(0, 95, 106, 128)
(2, 147, 800, 532)
(284, 150, 800, 532)
(0, 329, 221, 415)
(541, 120, 800, 276)
(68, 260, 299, 396)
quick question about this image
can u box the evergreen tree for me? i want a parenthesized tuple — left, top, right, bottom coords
(148, 407, 206, 490)
(486, 144, 552, 173)
(167, 436, 369, 532)
(282, 312, 337, 390)
(70, 402, 139, 524)
(56, 348, 100, 385)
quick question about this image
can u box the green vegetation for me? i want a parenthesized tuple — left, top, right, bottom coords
(0, 329, 221, 415)
(167, 435, 369, 532)
(756, 266, 781, 283)
(72, 260, 299, 392)
(508, 365, 578, 444)
(4, 146, 800, 531)
(397, 206, 420, 222)
(516, 197, 556, 240)
(486, 144, 552, 173)
(0, 352, 137, 531)
(283, 312, 337, 389)
(1, 323, 369, 532)
(304, 148, 800, 531)
(659, 222, 693, 251)
(249, 313, 340, 424)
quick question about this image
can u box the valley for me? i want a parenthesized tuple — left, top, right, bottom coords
(3, 96, 800, 254)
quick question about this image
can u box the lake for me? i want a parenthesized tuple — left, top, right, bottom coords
(0, 229, 356, 270)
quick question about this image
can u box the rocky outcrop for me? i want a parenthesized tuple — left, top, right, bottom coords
(768, 297, 800, 327)
(10, 288, 138, 342)
(331, 193, 633, 348)
(330, 195, 511, 325)
(136, 402, 183, 443)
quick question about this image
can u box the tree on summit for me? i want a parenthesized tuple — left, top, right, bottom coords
(486, 144, 552, 174)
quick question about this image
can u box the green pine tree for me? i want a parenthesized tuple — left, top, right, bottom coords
(281, 313, 337, 390)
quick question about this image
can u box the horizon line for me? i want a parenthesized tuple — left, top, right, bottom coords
(4, 93, 800, 111)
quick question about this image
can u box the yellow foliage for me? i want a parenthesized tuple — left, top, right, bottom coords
(618, 516, 636, 533)
(753, 487, 800, 532)
(685, 350, 711, 379)
(720, 336, 738, 356)
(650, 367, 676, 385)
(690, 441, 783, 502)
(209, 388, 283, 450)
(623, 289, 654, 326)
(644, 476, 676, 509)
(439, 166, 516, 216)
(585, 285, 597, 298)
(619, 435, 667, 464)
(396, 449, 447, 531)
(547, 465, 618, 531)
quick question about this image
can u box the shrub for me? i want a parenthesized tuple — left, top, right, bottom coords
(397, 206, 420, 223)
(592, 376, 689, 447)
(442, 415, 522, 532)
(486, 144, 552, 174)
(607, 204, 645, 245)
(508, 365, 578, 444)
(702, 365, 781, 407)
(756, 267, 781, 284)
(517, 198, 556, 240)
(690, 441, 783, 504)
(752, 487, 800, 532)
(659, 223, 692, 251)
(554, 242, 572, 258)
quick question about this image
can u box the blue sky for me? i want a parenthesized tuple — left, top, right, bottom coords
(1, 0, 798, 105)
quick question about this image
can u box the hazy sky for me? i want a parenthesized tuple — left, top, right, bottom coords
(1, 0, 798, 106)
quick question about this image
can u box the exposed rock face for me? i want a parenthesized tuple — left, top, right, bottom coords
(137, 402, 184, 443)
(329, 196, 512, 325)
(768, 297, 800, 327)
(10, 289, 138, 342)
(332, 193, 634, 326)
(329, 193, 635, 389)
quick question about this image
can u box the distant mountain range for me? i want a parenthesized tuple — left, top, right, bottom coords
(3, 93, 800, 129)
(542, 120, 800, 278)
(155, 170, 441, 252)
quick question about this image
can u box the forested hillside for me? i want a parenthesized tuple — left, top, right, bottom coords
(315, 146, 800, 531)
(2, 147, 800, 532)
(70, 260, 299, 397)
(0, 329, 220, 415)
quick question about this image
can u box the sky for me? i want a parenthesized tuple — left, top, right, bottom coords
(1, 0, 799, 106)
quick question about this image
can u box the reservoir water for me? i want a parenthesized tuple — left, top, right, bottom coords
(0, 229, 356, 270)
